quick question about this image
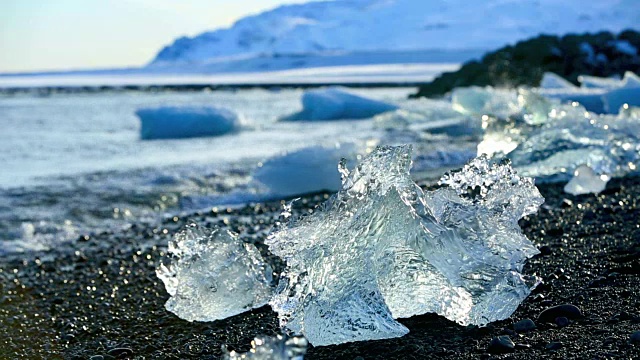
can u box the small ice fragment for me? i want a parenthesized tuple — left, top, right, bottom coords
(156, 224, 273, 322)
(540, 72, 576, 89)
(136, 106, 240, 140)
(223, 334, 308, 360)
(563, 165, 609, 195)
(518, 89, 553, 125)
(452, 86, 493, 114)
(451, 86, 518, 118)
(267, 145, 542, 346)
(281, 87, 398, 121)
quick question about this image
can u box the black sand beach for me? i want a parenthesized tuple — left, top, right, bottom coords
(1, 176, 640, 359)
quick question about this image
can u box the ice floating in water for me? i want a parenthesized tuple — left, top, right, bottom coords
(136, 106, 240, 140)
(253, 143, 360, 197)
(281, 87, 398, 121)
(564, 165, 610, 195)
(156, 224, 273, 322)
(223, 334, 308, 360)
(267, 145, 542, 346)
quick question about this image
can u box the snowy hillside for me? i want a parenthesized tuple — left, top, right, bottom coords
(150, 0, 640, 67)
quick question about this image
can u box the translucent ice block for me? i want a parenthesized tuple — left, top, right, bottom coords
(157, 224, 273, 322)
(563, 165, 610, 195)
(267, 145, 542, 346)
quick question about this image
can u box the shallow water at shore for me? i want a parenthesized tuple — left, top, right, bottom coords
(0, 88, 477, 252)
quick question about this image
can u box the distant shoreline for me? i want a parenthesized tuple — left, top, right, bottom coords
(0, 81, 429, 95)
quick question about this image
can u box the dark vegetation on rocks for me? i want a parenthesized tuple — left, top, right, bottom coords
(1, 176, 640, 359)
(412, 30, 640, 98)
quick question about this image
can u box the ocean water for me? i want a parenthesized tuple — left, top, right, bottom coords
(1, 87, 477, 252)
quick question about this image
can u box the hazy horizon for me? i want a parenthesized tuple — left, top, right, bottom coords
(0, 0, 314, 73)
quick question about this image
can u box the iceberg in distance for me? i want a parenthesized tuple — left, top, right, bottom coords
(157, 224, 273, 322)
(136, 106, 240, 140)
(281, 87, 398, 121)
(267, 145, 543, 346)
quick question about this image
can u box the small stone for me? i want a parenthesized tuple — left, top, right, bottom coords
(106, 348, 133, 358)
(501, 328, 516, 336)
(539, 304, 582, 323)
(515, 343, 531, 350)
(555, 316, 570, 327)
(488, 336, 515, 354)
(546, 342, 563, 350)
(89, 356, 104, 360)
(538, 245, 552, 255)
(603, 337, 616, 345)
(513, 319, 536, 333)
(614, 311, 633, 321)
(630, 331, 640, 344)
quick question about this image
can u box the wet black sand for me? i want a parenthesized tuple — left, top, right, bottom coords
(1, 177, 640, 359)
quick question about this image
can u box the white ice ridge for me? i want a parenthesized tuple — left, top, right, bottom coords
(223, 334, 308, 360)
(266, 145, 543, 346)
(156, 224, 273, 322)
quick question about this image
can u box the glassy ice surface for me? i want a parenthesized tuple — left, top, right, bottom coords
(267, 145, 542, 346)
(467, 86, 640, 182)
(564, 165, 610, 195)
(223, 335, 308, 360)
(157, 224, 273, 322)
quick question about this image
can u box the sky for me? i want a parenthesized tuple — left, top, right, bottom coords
(0, 0, 314, 73)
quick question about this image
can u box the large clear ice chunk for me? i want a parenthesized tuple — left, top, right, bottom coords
(157, 224, 273, 322)
(223, 334, 308, 360)
(267, 145, 542, 346)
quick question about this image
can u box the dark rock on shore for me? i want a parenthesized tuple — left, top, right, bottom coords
(412, 30, 640, 98)
(538, 304, 583, 323)
(2, 177, 640, 359)
(513, 318, 536, 333)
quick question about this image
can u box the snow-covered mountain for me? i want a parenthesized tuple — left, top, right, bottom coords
(150, 0, 640, 67)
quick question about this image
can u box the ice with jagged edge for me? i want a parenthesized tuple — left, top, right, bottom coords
(458, 86, 640, 182)
(157, 224, 273, 322)
(223, 334, 308, 360)
(266, 145, 543, 346)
